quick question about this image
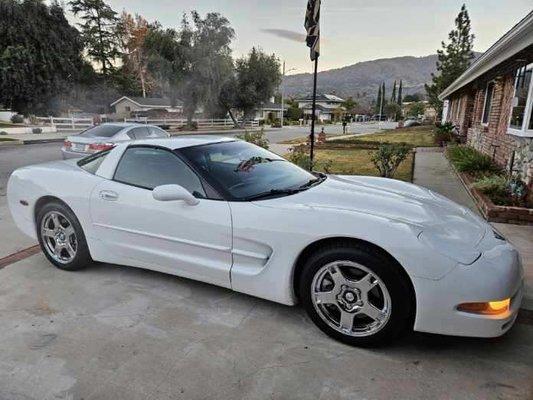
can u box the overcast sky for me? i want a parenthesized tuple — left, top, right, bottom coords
(91, 0, 532, 74)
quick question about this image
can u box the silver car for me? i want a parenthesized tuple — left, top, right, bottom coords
(61, 123, 170, 159)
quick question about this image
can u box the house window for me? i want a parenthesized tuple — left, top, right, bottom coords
(509, 63, 533, 136)
(482, 82, 495, 125)
(125, 106, 131, 112)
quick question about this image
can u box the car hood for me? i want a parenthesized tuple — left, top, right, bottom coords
(253, 174, 488, 251)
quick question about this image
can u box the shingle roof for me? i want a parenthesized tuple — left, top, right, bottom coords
(110, 96, 183, 108)
(296, 94, 345, 102)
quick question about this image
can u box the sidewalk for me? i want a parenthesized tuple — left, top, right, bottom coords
(414, 148, 533, 310)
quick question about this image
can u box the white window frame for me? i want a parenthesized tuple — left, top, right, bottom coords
(481, 81, 495, 126)
(508, 63, 533, 137)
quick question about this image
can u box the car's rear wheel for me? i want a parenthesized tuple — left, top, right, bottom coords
(37, 201, 93, 271)
(299, 243, 413, 346)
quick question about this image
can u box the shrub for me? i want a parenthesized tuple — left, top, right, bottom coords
(371, 143, 410, 178)
(286, 145, 333, 172)
(287, 145, 313, 170)
(236, 128, 269, 149)
(11, 114, 23, 124)
(473, 174, 528, 206)
(447, 145, 499, 175)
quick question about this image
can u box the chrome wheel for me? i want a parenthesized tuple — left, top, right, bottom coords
(40, 211, 78, 264)
(311, 261, 392, 337)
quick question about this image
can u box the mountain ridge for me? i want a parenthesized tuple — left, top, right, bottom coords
(281, 54, 479, 102)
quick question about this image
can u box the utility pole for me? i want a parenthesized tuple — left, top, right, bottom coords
(280, 61, 296, 128)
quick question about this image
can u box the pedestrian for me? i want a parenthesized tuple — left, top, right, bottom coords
(342, 118, 347, 134)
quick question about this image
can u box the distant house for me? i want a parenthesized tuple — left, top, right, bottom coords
(253, 98, 286, 121)
(295, 94, 345, 122)
(439, 10, 533, 189)
(110, 96, 183, 118)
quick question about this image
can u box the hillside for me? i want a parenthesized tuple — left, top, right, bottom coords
(282, 54, 440, 102)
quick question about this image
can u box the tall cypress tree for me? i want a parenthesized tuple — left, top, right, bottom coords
(381, 82, 386, 112)
(375, 84, 382, 114)
(397, 80, 403, 106)
(425, 4, 475, 115)
(390, 80, 397, 103)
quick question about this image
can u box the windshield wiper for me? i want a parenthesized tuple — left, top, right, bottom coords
(242, 188, 302, 201)
(299, 174, 326, 189)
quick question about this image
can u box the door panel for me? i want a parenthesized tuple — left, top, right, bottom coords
(90, 180, 232, 288)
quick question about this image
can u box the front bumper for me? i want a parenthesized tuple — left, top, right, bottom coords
(412, 242, 524, 338)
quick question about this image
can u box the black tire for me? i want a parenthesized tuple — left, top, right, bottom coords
(36, 201, 93, 271)
(299, 242, 413, 347)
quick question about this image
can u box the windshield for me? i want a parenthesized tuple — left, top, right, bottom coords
(180, 141, 320, 200)
(79, 125, 123, 138)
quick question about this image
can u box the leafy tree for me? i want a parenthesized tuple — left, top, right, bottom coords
(228, 47, 282, 121)
(116, 12, 152, 97)
(403, 93, 421, 102)
(180, 12, 235, 124)
(342, 96, 357, 112)
(143, 24, 188, 103)
(407, 101, 426, 117)
(286, 99, 303, 121)
(425, 4, 475, 115)
(70, 0, 120, 76)
(397, 80, 403, 106)
(0, 0, 87, 114)
(385, 102, 401, 121)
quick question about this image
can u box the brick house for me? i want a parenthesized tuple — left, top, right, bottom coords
(439, 11, 533, 190)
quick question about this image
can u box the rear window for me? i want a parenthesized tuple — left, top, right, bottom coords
(79, 125, 123, 138)
(77, 150, 110, 174)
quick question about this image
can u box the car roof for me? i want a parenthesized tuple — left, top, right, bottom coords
(129, 135, 237, 150)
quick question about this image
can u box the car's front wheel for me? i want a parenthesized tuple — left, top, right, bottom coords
(36, 201, 93, 271)
(299, 243, 413, 346)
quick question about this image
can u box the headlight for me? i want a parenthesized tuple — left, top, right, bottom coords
(418, 231, 481, 265)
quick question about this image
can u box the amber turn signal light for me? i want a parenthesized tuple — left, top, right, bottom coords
(457, 299, 510, 315)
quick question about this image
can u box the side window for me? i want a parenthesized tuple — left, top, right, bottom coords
(127, 127, 150, 140)
(148, 126, 168, 137)
(78, 150, 110, 174)
(113, 147, 206, 197)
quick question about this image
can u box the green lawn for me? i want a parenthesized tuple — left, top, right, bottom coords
(0, 137, 17, 142)
(333, 126, 437, 148)
(285, 148, 414, 182)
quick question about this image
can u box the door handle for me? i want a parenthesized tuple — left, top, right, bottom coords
(100, 190, 118, 201)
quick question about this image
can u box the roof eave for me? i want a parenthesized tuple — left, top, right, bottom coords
(439, 11, 533, 100)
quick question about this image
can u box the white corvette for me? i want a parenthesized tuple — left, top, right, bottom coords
(7, 136, 524, 346)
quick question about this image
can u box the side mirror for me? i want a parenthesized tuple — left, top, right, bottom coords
(152, 184, 200, 206)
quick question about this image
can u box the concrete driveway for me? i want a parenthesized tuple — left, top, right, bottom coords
(0, 130, 532, 399)
(1, 254, 532, 400)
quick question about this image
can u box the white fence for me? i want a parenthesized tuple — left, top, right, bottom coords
(124, 117, 259, 129)
(35, 116, 259, 132)
(36, 117, 93, 131)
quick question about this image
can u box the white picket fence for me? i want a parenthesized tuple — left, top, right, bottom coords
(36, 117, 93, 131)
(124, 117, 259, 129)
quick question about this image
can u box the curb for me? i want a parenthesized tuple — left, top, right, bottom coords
(0, 140, 23, 146)
(22, 138, 66, 144)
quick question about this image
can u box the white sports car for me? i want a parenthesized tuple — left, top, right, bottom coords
(7, 136, 524, 346)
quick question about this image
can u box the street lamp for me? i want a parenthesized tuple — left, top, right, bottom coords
(281, 61, 297, 128)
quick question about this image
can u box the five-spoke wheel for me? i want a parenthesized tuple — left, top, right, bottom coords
(36, 201, 92, 271)
(41, 211, 78, 264)
(312, 261, 391, 337)
(300, 243, 413, 346)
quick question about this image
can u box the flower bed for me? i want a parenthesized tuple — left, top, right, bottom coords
(445, 146, 533, 225)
